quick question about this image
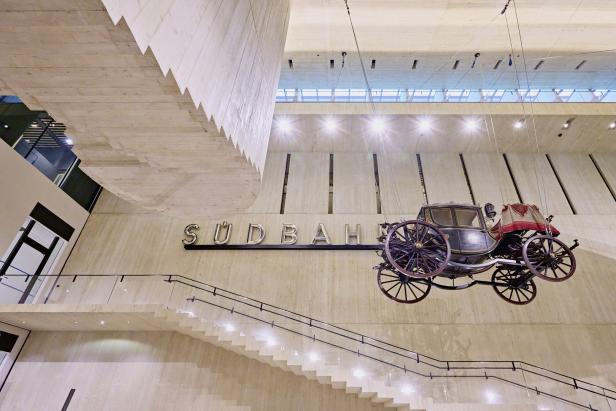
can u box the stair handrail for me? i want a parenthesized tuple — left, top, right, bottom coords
(3, 272, 614, 410)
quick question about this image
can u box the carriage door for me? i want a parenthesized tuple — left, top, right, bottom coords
(0, 204, 72, 303)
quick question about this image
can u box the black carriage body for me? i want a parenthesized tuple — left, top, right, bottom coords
(375, 202, 578, 305)
(418, 204, 498, 275)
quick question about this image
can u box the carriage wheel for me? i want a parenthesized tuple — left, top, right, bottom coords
(492, 267, 537, 305)
(377, 267, 431, 304)
(384, 220, 450, 279)
(522, 235, 576, 282)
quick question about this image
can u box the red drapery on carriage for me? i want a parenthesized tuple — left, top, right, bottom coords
(489, 204, 559, 240)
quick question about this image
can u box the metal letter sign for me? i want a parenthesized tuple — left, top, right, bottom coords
(183, 222, 381, 251)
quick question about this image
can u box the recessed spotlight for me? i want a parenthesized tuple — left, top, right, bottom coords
(417, 117, 432, 132)
(308, 352, 319, 362)
(100, 320, 105, 325)
(513, 119, 525, 129)
(352, 368, 366, 378)
(464, 118, 480, 131)
(401, 384, 414, 395)
(562, 117, 575, 130)
(609, 122, 616, 130)
(223, 322, 235, 332)
(324, 117, 338, 133)
(66, 138, 73, 145)
(277, 118, 291, 133)
(2, 123, 8, 129)
(370, 117, 386, 133)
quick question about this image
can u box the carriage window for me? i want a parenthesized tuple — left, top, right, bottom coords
(430, 208, 454, 226)
(455, 208, 482, 228)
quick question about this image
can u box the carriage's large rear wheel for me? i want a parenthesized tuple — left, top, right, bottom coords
(492, 267, 537, 305)
(384, 220, 450, 279)
(377, 267, 431, 304)
(522, 235, 576, 282)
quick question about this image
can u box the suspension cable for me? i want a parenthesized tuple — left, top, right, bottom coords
(502, 3, 550, 225)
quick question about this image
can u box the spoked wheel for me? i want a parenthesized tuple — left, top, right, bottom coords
(384, 220, 451, 279)
(377, 267, 431, 304)
(492, 267, 537, 305)
(522, 235, 576, 282)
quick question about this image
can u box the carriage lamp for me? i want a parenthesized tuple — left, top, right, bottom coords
(484, 203, 497, 219)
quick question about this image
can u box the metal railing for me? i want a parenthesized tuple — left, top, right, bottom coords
(3, 272, 615, 410)
(276, 88, 616, 103)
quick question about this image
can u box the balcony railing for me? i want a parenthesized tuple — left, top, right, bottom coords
(275, 88, 616, 103)
(2, 273, 614, 410)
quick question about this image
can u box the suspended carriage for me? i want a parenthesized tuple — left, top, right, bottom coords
(375, 203, 579, 305)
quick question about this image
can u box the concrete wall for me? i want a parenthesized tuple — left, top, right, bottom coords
(59, 150, 616, 392)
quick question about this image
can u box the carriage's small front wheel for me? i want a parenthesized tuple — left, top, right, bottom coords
(377, 267, 431, 304)
(492, 267, 537, 305)
(522, 235, 576, 282)
(384, 220, 451, 279)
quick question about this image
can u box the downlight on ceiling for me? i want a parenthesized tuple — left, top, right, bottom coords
(417, 117, 432, 133)
(323, 117, 338, 133)
(370, 117, 386, 133)
(513, 119, 525, 129)
(609, 121, 616, 130)
(464, 118, 480, 132)
(277, 118, 292, 133)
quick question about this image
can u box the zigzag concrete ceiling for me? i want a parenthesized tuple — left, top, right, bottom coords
(281, 0, 616, 89)
(0, 0, 289, 216)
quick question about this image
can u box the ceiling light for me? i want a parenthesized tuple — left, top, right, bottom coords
(609, 122, 616, 130)
(371, 117, 386, 133)
(464, 118, 480, 132)
(223, 322, 235, 332)
(324, 117, 338, 133)
(277, 118, 291, 133)
(513, 120, 524, 129)
(2, 123, 8, 129)
(562, 122, 570, 129)
(66, 138, 73, 145)
(417, 117, 432, 132)
(308, 352, 319, 362)
(100, 320, 105, 325)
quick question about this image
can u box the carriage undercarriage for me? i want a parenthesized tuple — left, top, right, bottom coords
(374, 204, 579, 305)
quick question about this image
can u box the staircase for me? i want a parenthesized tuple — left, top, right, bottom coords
(3, 273, 615, 411)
